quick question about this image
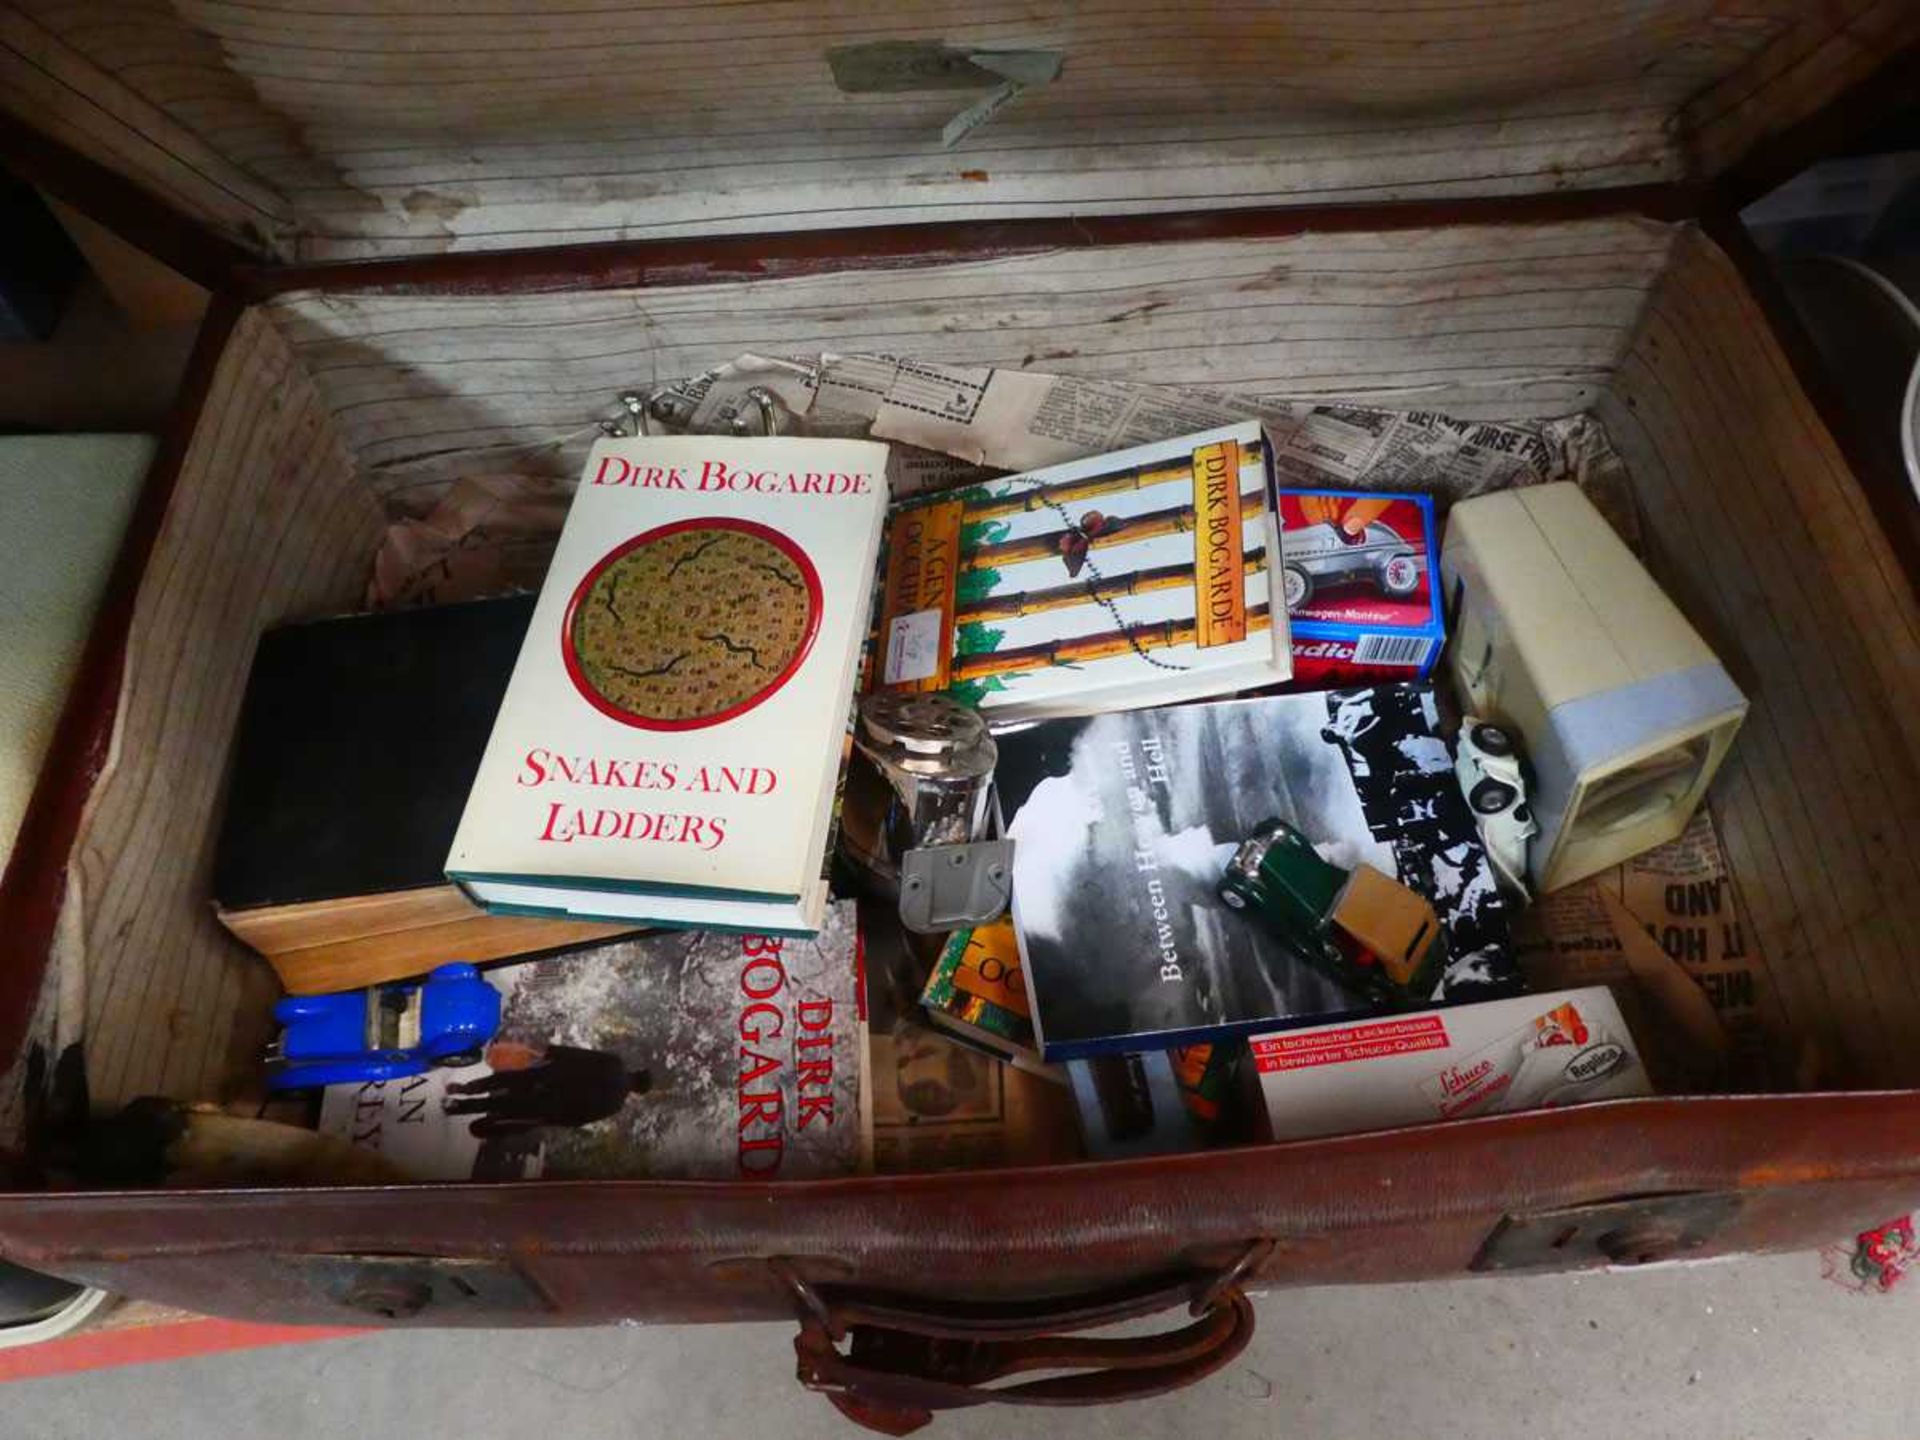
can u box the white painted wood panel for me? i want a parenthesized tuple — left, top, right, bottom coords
(10, 1, 1893, 259)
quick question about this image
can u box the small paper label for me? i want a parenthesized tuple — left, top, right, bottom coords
(885, 609, 944, 684)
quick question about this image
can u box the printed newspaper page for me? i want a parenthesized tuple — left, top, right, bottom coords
(1513, 811, 1785, 1089)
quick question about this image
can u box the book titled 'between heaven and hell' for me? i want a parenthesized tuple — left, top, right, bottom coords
(446, 437, 889, 934)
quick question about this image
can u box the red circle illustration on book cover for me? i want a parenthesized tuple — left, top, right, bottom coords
(561, 517, 823, 731)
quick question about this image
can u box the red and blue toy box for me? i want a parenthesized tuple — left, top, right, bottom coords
(1277, 489, 1444, 688)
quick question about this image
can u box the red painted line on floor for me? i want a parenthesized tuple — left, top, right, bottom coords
(0, 1317, 366, 1384)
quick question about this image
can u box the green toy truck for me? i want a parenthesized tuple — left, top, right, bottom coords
(1218, 818, 1443, 1005)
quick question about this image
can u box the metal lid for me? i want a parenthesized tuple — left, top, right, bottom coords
(855, 693, 997, 779)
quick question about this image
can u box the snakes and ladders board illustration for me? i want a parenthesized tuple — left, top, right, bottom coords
(565, 519, 821, 729)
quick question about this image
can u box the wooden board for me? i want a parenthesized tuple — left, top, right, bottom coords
(56, 307, 386, 1108)
(2, 1, 1889, 261)
(264, 217, 1677, 514)
(1596, 227, 1920, 1091)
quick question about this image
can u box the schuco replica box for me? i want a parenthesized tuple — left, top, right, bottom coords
(1278, 489, 1444, 688)
(1251, 986, 1649, 1141)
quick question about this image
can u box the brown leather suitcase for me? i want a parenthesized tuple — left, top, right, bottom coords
(2, 4, 1919, 1429)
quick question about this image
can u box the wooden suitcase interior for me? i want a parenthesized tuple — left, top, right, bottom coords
(36, 212, 1919, 1116)
(1, 3, 1919, 1318)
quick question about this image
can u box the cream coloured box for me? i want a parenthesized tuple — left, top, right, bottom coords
(1439, 483, 1746, 892)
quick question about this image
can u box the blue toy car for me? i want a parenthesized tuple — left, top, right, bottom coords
(265, 963, 503, 1091)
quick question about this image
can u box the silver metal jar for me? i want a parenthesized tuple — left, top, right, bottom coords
(841, 692, 997, 898)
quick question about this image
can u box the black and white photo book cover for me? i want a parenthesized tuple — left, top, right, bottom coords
(997, 686, 1518, 1059)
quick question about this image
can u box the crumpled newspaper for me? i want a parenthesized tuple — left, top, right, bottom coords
(636, 351, 1624, 497)
(369, 351, 1631, 606)
(368, 472, 574, 609)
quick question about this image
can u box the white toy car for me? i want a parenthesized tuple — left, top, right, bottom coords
(1454, 717, 1537, 898)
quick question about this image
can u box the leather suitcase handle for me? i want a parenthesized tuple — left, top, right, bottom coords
(776, 1240, 1271, 1434)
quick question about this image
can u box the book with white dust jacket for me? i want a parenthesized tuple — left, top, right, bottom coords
(446, 436, 889, 933)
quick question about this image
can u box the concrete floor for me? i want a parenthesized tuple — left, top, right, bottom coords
(5, 1249, 1914, 1438)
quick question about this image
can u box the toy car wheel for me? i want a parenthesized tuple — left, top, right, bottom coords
(434, 1049, 484, 1070)
(1469, 777, 1519, 815)
(1218, 884, 1248, 911)
(1378, 554, 1421, 597)
(1470, 721, 1516, 757)
(1282, 564, 1313, 611)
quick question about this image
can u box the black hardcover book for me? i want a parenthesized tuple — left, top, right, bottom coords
(213, 595, 535, 912)
(996, 686, 1518, 1060)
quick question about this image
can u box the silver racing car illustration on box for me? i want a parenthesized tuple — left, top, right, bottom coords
(1281, 520, 1426, 612)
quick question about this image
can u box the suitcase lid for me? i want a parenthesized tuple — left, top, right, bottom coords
(1, 2, 1914, 267)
